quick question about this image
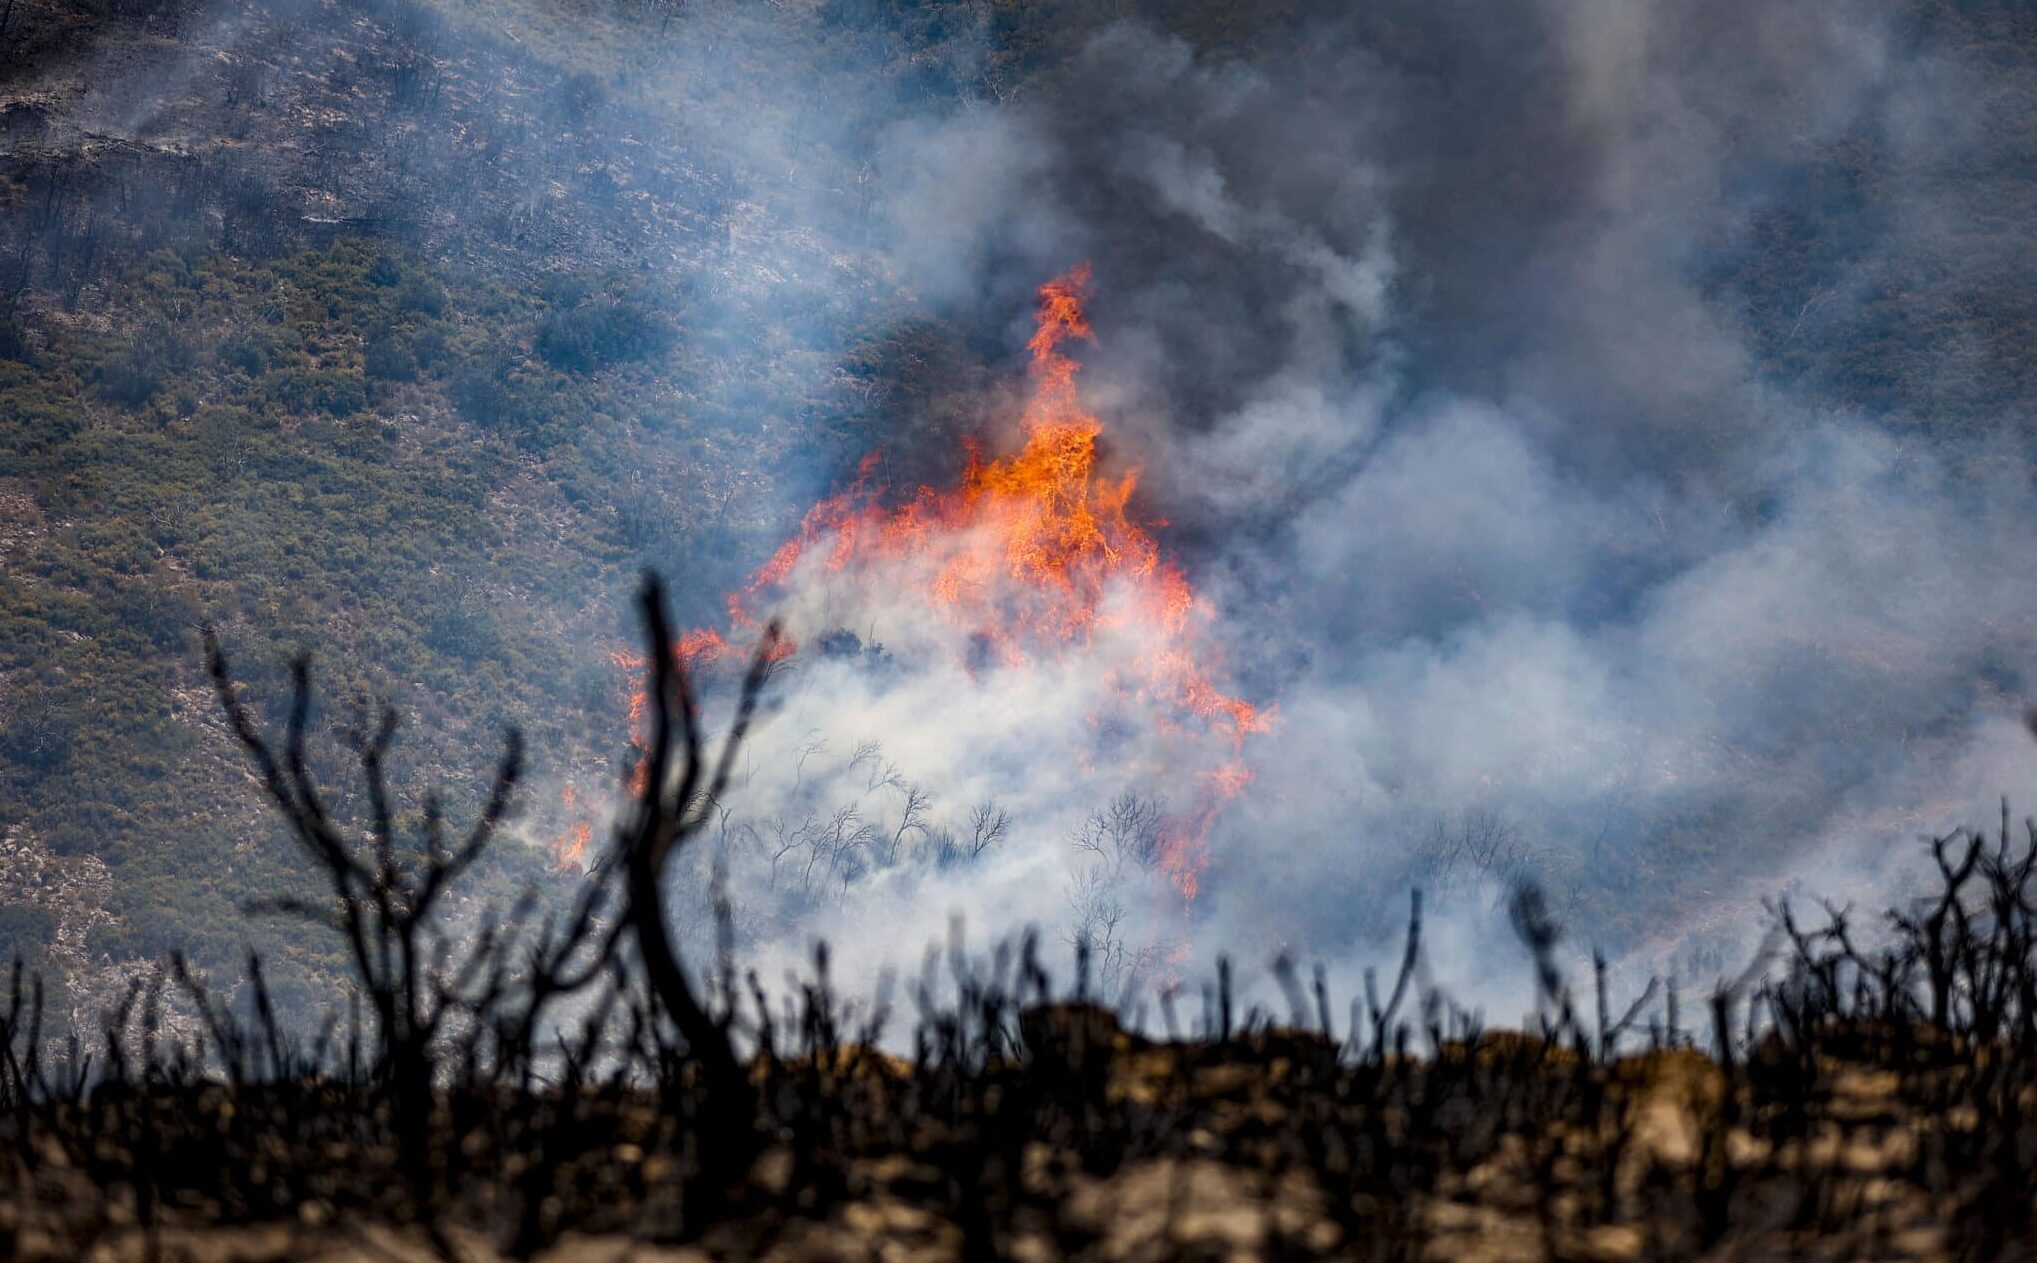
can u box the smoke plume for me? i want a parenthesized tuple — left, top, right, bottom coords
(660, 0, 2037, 994)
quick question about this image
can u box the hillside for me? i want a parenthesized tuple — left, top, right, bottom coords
(0, 0, 999, 1007)
(2, 0, 2037, 1011)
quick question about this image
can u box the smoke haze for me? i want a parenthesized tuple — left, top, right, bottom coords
(730, 0, 2037, 994)
(659, 1, 2037, 988)
(8, 0, 2037, 1007)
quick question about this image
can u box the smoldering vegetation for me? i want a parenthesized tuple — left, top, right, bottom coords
(4, 579, 2037, 1261)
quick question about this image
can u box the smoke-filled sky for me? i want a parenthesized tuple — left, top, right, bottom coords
(657, 0, 2037, 1001)
(25, 0, 2037, 1009)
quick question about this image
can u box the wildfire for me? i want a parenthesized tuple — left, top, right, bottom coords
(587, 266, 1269, 896)
(553, 783, 593, 870)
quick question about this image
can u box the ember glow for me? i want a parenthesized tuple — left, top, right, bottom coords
(553, 783, 593, 870)
(589, 267, 1269, 898)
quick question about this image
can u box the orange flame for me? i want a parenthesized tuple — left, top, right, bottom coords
(611, 266, 1269, 895)
(553, 783, 594, 870)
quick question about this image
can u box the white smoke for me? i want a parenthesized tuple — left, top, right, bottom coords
(677, 1, 2037, 993)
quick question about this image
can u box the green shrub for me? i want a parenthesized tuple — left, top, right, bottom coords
(366, 251, 406, 288)
(0, 903, 56, 965)
(269, 367, 369, 416)
(364, 332, 418, 382)
(0, 309, 29, 364)
(216, 330, 276, 376)
(105, 581, 200, 654)
(394, 273, 447, 318)
(94, 344, 170, 406)
(535, 297, 677, 374)
(449, 362, 510, 423)
(1, 696, 74, 773)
